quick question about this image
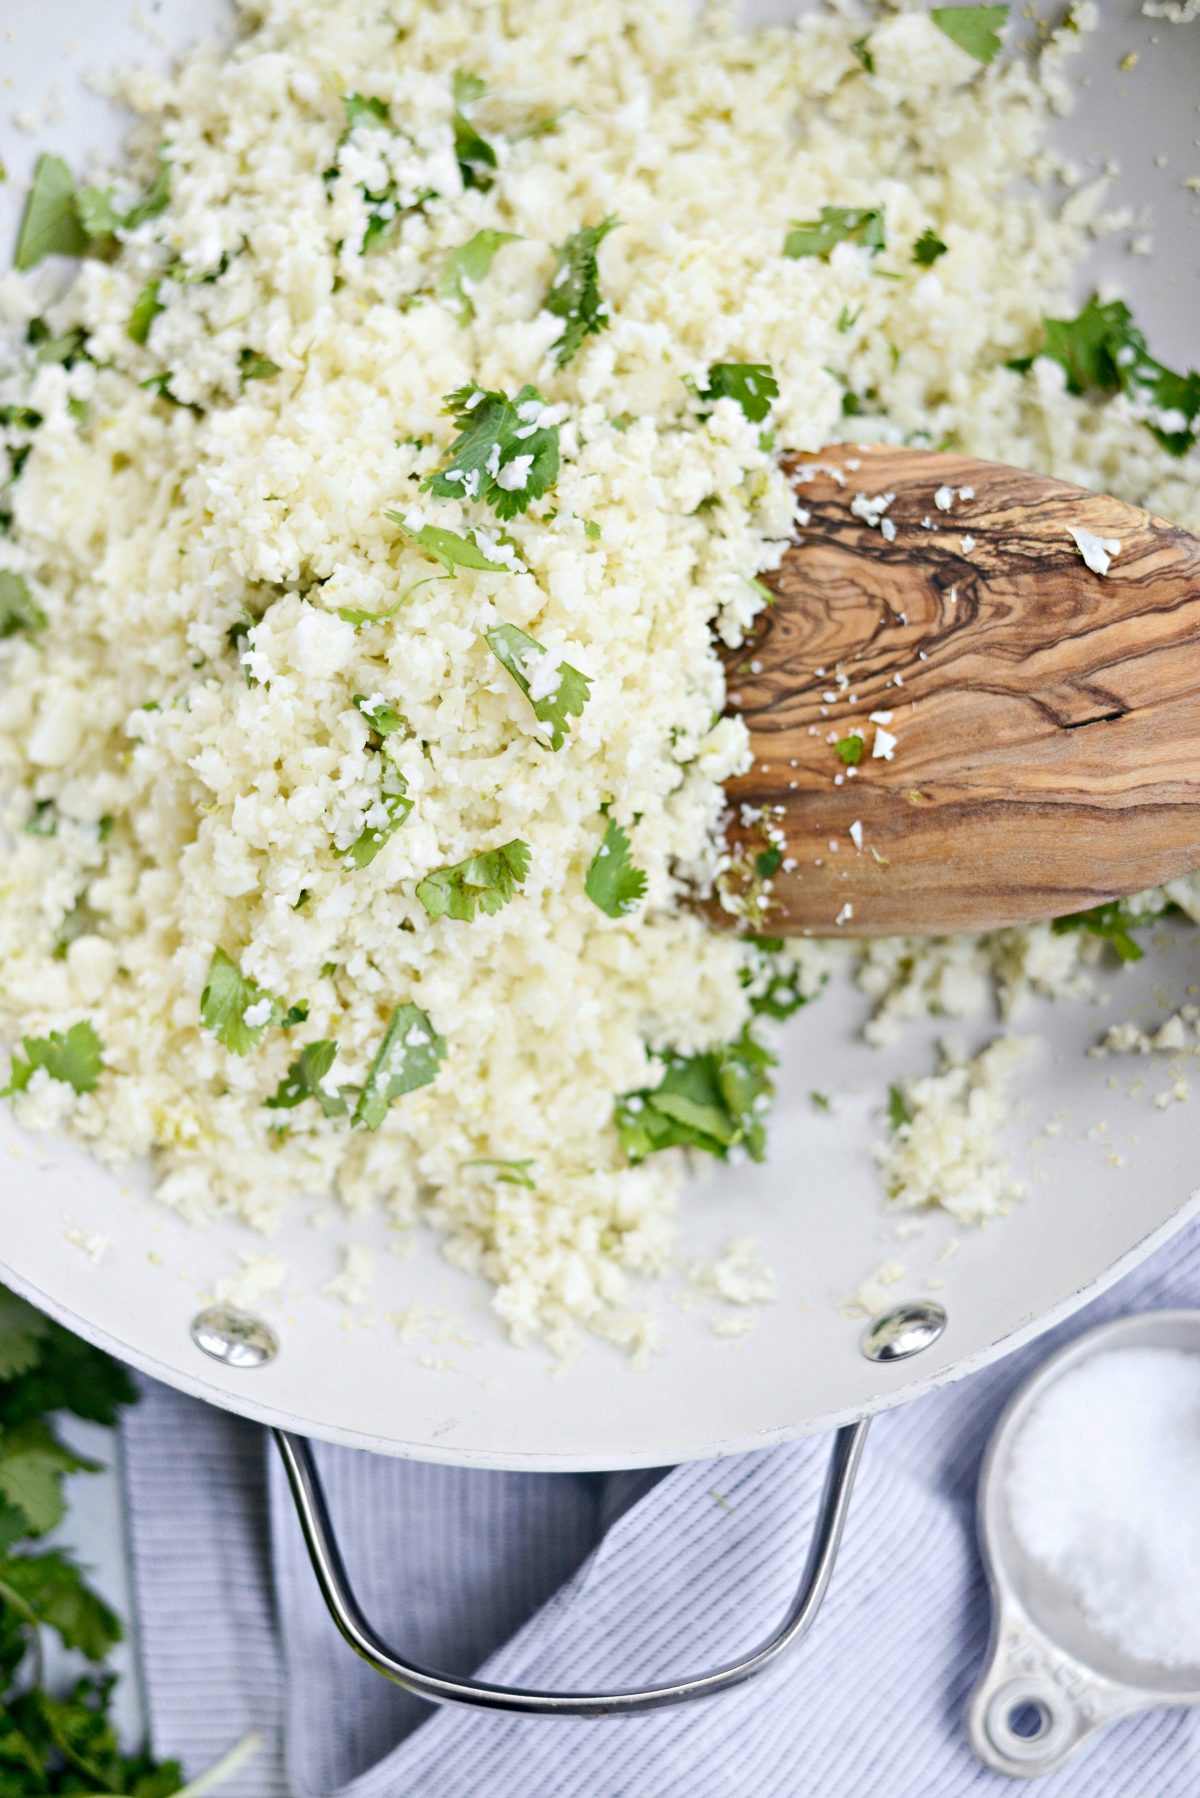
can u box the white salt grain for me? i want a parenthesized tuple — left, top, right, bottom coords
(1006, 1345, 1200, 1668)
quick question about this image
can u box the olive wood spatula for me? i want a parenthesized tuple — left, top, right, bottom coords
(714, 445, 1200, 938)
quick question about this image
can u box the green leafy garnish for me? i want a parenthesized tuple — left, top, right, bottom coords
(835, 734, 864, 766)
(345, 762, 413, 868)
(930, 6, 1008, 64)
(462, 1157, 536, 1188)
(544, 217, 619, 367)
(342, 93, 391, 134)
(785, 206, 885, 261)
(416, 838, 531, 922)
(265, 1040, 348, 1117)
(200, 948, 299, 1054)
(584, 818, 647, 918)
(616, 1026, 776, 1164)
(755, 847, 783, 878)
(850, 35, 875, 72)
(438, 229, 521, 322)
(239, 349, 281, 383)
(484, 622, 590, 750)
(25, 800, 57, 837)
(887, 1083, 913, 1131)
(385, 509, 510, 574)
(1051, 900, 1157, 964)
(739, 935, 818, 1022)
(425, 383, 560, 520)
(12, 155, 90, 269)
(28, 317, 88, 367)
(696, 362, 779, 425)
(1009, 295, 1199, 457)
(0, 570, 47, 639)
(353, 1003, 446, 1130)
(353, 693, 408, 737)
(452, 71, 498, 190)
(913, 228, 948, 266)
(2, 1021, 104, 1098)
(127, 280, 163, 345)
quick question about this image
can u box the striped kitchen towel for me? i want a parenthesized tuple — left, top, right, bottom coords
(122, 1214, 1200, 1798)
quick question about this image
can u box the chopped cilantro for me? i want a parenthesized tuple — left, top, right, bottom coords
(336, 579, 430, 628)
(836, 305, 861, 334)
(127, 280, 164, 345)
(811, 1091, 831, 1110)
(835, 734, 864, 765)
(0, 570, 47, 639)
(462, 1156, 537, 1188)
(73, 186, 122, 238)
(1051, 900, 1158, 964)
(353, 1003, 446, 1130)
(13, 155, 90, 269)
(452, 71, 498, 190)
(544, 217, 619, 367)
(755, 847, 783, 878)
(695, 361, 779, 425)
(616, 1026, 776, 1164)
(265, 1040, 348, 1117)
(438, 228, 521, 322)
(739, 935, 818, 1021)
(887, 1084, 913, 1131)
(785, 206, 885, 261)
(930, 6, 1009, 64)
(24, 799, 57, 837)
(29, 316, 88, 367)
(239, 348, 281, 383)
(200, 947, 299, 1054)
(585, 818, 647, 918)
(345, 761, 413, 867)
(416, 838, 531, 922)
(120, 153, 172, 230)
(342, 93, 391, 133)
(850, 35, 875, 72)
(1010, 295, 1198, 457)
(913, 228, 948, 266)
(485, 621, 590, 750)
(425, 383, 560, 519)
(580, 517, 601, 539)
(385, 508, 510, 573)
(353, 693, 408, 737)
(2, 1020, 104, 1098)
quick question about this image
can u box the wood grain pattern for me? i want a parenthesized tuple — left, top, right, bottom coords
(712, 445, 1200, 937)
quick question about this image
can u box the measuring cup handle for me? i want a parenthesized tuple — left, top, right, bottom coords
(272, 1418, 869, 1715)
(967, 1596, 1146, 1777)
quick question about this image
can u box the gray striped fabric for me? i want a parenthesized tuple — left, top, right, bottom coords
(123, 1220, 1200, 1797)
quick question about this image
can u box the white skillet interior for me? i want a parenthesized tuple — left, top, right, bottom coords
(0, 0, 1198, 1469)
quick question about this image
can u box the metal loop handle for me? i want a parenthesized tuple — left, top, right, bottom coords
(273, 1419, 870, 1717)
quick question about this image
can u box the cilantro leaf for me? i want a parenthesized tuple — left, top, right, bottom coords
(0, 571, 47, 640)
(200, 949, 296, 1053)
(785, 206, 885, 261)
(913, 228, 948, 266)
(345, 761, 413, 867)
(835, 734, 864, 765)
(74, 185, 123, 237)
(342, 93, 391, 134)
(120, 153, 172, 230)
(385, 509, 510, 574)
(462, 1157, 536, 1188)
(544, 217, 619, 367)
(0, 1549, 121, 1659)
(353, 694, 408, 737)
(0, 1419, 97, 1537)
(850, 35, 875, 72)
(425, 383, 560, 519)
(888, 1083, 913, 1131)
(2, 1021, 104, 1098)
(416, 838, 531, 922)
(697, 362, 779, 424)
(931, 5, 1009, 64)
(239, 349, 281, 383)
(484, 622, 590, 750)
(584, 818, 647, 918)
(127, 280, 164, 345)
(740, 936, 820, 1022)
(266, 1040, 348, 1117)
(438, 228, 521, 323)
(0, 1293, 47, 1383)
(616, 1026, 776, 1164)
(452, 71, 498, 190)
(353, 1003, 446, 1130)
(13, 154, 90, 269)
(1051, 900, 1156, 964)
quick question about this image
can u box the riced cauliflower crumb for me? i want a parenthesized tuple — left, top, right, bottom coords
(323, 1243, 376, 1308)
(1, 0, 1198, 1356)
(214, 1252, 288, 1311)
(874, 1037, 1032, 1223)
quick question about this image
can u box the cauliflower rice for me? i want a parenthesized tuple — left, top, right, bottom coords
(1, 0, 1198, 1356)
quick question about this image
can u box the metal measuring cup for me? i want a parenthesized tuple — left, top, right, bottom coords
(968, 1309, 1200, 1778)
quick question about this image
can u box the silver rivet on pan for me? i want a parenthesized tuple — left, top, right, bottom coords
(190, 1305, 278, 1368)
(859, 1299, 948, 1363)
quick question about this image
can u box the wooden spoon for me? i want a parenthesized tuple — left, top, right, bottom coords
(713, 445, 1200, 938)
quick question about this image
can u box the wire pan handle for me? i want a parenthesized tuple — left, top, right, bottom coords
(273, 1418, 870, 1717)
